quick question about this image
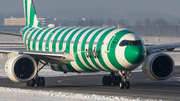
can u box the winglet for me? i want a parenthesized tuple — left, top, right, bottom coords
(23, 0, 41, 28)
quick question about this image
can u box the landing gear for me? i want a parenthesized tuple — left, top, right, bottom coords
(102, 72, 121, 86)
(26, 60, 48, 87)
(26, 77, 45, 87)
(119, 70, 131, 89)
(102, 70, 131, 89)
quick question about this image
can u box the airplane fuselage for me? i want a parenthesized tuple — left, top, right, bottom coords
(21, 26, 146, 73)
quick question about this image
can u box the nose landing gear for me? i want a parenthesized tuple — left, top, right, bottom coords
(119, 70, 131, 89)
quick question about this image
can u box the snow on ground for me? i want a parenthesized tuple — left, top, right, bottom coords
(0, 87, 157, 101)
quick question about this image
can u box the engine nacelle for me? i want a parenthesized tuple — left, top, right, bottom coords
(142, 52, 174, 80)
(4, 54, 37, 82)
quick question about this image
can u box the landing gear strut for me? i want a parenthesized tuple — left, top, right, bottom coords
(119, 70, 131, 89)
(26, 60, 48, 87)
(102, 70, 131, 89)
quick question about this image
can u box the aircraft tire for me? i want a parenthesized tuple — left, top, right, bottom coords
(119, 81, 124, 89)
(102, 76, 107, 85)
(29, 79, 35, 87)
(106, 76, 112, 86)
(125, 81, 130, 89)
(114, 76, 121, 86)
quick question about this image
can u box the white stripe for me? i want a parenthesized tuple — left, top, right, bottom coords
(27, 0, 31, 26)
(32, 15, 39, 27)
(102, 29, 123, 71)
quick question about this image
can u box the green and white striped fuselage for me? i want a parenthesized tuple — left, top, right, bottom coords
(21, 26, 146, 73)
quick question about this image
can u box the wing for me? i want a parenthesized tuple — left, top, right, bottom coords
(146, 42, 180, 52)
(0, 32, 22, 36)
(0, 48, 75, 65)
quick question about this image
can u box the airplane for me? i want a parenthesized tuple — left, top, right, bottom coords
(0, 0, 179, 89)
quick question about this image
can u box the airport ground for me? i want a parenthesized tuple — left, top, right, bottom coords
(0, 66, 180, 101)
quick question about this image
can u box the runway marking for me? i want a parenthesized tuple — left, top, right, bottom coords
(58, 77, 92, 85)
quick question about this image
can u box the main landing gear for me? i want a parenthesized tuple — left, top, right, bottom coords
(102, 70, 131, 89)
(26, 60, 48, 87)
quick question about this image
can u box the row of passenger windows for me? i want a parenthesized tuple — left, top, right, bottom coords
(26, 38, 104, 45)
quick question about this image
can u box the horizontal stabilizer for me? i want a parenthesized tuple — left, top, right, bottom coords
(0, 32, 22, 37)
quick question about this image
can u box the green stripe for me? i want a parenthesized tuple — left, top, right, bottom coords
(65, 63, 77, 72)
(29, 3, 35, 27)
(24, 0, 28, 26)
(57, 65, 64, 71)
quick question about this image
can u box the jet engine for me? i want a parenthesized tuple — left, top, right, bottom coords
(4, 54, 37, 82)
(142, 52, 174, 80)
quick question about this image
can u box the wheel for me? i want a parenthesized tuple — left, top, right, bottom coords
(119, 81, 124, 89)
(40, 77, 45, 87)
(26, 82, 30, 86)
(102, 76, 107, 85)
(125, 81, 130, 89)
(106, 76, 112, 86)
(29, 79, 35, 87)
(113, 76, 121, 86)
(37, 77, 45, 87)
